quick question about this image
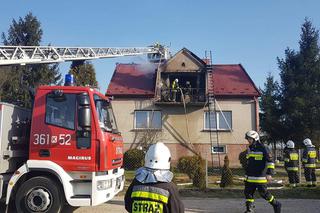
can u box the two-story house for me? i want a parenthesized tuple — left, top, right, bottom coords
(106, 48, 260, 167)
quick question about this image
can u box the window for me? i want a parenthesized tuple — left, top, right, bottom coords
(212, 145, 226, 154)
(204, 111, 232, 130)
(134, 111, 162, 129)
(94, 95, 119, 133)
(46, 94, 76, 129)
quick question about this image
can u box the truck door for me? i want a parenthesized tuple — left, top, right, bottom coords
(29, 90, 95, 171)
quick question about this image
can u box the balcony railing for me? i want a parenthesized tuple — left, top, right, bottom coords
(158, 88, 206, 103)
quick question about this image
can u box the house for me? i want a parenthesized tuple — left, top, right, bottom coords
(107, 48, 260, 167)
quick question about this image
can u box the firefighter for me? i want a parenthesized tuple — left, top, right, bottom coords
(302, 138, 317, 187)
(243, 130, 281, 213)
(283, 140, 299, 187)
(171, 78, 179, 102)
(124, 142, 184, 213)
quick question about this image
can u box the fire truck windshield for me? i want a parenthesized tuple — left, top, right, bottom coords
(94, 95, 119, 134)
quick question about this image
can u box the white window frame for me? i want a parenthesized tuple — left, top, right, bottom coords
(134, 110, 162, 130)
(203, 111, 232, 131)
(211, 145, 227, 154)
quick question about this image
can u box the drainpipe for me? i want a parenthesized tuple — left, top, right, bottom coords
(254, 96, 259, 131)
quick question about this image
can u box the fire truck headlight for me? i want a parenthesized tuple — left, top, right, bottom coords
(97, 180, 112, 191)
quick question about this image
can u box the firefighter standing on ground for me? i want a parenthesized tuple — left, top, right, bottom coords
(302, 138, 318, 187)
(125, 142, 184, 213)
(283, 140, 299, 187)
(243, 130, 281, 213)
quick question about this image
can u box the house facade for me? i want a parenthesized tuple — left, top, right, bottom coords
(107, 48, 260, 167)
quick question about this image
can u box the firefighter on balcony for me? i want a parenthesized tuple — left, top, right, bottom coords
(283, 140, 299, 187)
(171, 78, 180, 102)
(243, 130, 281, 213)
(302, 138, 318, 187)
(124, 142, 184, 213)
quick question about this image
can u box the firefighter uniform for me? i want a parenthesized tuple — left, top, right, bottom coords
(244, 130, 281, 213)
(302, 143, 317, 186)
(171, 79, 179, 102)
(125, 143, 184, 213)
(125, 178, 184, 213)
(284, 147, 299, 187)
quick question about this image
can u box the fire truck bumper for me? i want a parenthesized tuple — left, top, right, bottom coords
(91, 168, 125, 206)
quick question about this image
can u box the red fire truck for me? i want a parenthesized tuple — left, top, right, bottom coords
(0, 45, 167, 212)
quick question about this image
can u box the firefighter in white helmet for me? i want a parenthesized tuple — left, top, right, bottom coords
(125, 142, 184, 213)
(302, 138, 317, 187)
(284, 140, 299, 187)
(243, 130, 281, 213)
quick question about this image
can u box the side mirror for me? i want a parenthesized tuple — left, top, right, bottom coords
(77, 93, 91, 130)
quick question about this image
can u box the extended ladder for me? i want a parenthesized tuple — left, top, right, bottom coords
(206, 51, 221, 168)
(0, 44, 168, 66)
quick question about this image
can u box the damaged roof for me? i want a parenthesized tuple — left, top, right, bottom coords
(107, 63, 260, 97)
(106, 63, 156, 97)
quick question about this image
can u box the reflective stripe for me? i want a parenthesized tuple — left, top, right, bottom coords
(133, 185, 169, 197)
(289, 153, 299, 160)
(267, 163, 275, 169)
(302, 159, 308, 163)
(246, 199, 254, 203)
(245, 176, 267, 183)
(287, 167, 298, 171)
(268, 196, 274, 203)
(305, 164, 316, 168)
(306, 181, 313, 185)
(284, 158, 290, 162)
(131, 191, 169, 204)
(246, 152, 264, 160)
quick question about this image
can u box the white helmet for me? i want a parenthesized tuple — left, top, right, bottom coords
(286, 140, 295, 149)
(245, 130, 259, 141)
(303, 138, 312, 146)
(144, 142, 171, 170)
(175, 79, 178, 83)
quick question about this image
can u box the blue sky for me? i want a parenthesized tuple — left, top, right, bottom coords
(1, 1, 320, 93)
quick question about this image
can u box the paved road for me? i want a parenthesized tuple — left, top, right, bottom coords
(69, 197, 319, 213)
(2, 196, 319, 212)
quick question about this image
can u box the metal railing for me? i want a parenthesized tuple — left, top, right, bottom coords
(159, 88, 206, 103)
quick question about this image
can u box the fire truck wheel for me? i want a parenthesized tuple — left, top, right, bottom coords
(15, 176, 63, 213)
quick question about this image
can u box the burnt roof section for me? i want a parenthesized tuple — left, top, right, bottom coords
(107, 53, 260, 98)
(106, 63, 156, 97)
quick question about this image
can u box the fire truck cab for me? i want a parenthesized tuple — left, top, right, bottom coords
(0, 84, 124, 212)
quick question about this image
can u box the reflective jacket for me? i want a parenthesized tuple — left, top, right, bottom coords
(302, 145, 318, 168)
(125, 178, 184, 213)
(171, 81, 179, 90)
(245, 141, 275, 184)
(283, 148, 299, 171)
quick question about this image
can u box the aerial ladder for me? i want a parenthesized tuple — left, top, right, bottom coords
(0, 43, 169, 212)
(0, 44, 169, 65)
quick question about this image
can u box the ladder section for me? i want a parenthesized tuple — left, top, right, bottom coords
(206, 51, 221, 168)
(0, 45, 162, 65)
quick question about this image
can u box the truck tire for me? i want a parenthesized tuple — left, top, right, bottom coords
(15, 176, 63, 213)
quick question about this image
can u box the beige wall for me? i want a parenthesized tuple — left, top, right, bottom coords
(112, 97, 256, 165)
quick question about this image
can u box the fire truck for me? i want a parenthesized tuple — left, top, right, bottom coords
(0, 44, 168, 212)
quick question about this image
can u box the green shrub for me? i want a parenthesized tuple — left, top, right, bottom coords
(177, 155, 206, 190)
(220, 155, 233, 187)
(123, 149, 144, 170)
